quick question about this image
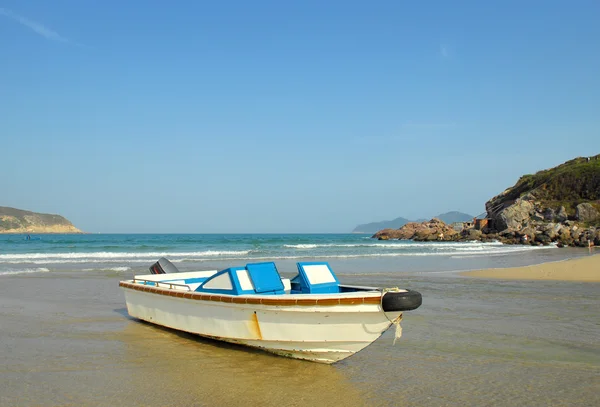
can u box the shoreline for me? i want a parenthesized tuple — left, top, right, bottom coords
(461, 252, 600, 282)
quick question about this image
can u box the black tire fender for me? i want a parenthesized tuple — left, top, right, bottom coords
(381, 289, 422, 312)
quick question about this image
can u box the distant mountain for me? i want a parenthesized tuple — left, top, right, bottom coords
(352, 217, 412, 234)
(352, 211, 474, 234)
(435, 211, 475, 224)
(0, 206, 82, 233)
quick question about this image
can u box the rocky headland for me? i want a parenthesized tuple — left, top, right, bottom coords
(0, 206, 82, 234)
(373, 155, 600, 247)
(353, 211, 474, 234)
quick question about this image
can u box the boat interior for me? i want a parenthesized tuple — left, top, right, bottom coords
(133, 258, 375, 296)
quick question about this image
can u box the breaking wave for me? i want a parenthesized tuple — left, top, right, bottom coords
(0, 242, 556, 265)
(0, 268, 50, 276)
(0, 234, 559, 273)
(0, 250, 251, 261)
(284, 241, 508, 249)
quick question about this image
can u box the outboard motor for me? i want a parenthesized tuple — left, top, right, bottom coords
(149, 257, 180, 274)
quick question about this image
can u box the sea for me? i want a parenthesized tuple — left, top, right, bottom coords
(1, 234, 598, 406)
(0, 233, 590, 277)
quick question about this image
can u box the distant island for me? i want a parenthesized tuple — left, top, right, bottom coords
(353, 211, 476, 234)
(373, 155, 600, 247)
(0, 206, 82, 234)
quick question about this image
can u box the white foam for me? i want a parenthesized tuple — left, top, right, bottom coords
(0, 268, 50, 276)
(108, 266, 131, 272)
(80, 267, 131, 271)
(0, 250, 250, 261)
(7, 259, 153, 264)
(284, 241, 506, 249)
(0, 243, 557, 265)
(284, 244, 319, 249)
(189, 244, 557, 261)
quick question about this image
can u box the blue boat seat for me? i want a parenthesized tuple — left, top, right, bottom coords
(245, 262, 285, 294)
(291, 262, 340, 294)
(195, 262, 285, 295)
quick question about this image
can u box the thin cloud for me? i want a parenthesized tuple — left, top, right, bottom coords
(0, 7, 69, 43)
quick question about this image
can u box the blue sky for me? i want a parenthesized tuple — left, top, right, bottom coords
(1, 1, 599, 233)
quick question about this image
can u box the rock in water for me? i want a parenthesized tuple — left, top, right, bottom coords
(372, 219, 458, 241)
(372, 228, 401, 240)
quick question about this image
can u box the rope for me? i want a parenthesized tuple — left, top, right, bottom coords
(381, 287, 404, 345)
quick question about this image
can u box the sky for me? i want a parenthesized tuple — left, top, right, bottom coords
(1, 1, 599, 233)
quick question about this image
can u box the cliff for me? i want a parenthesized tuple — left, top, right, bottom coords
(481, 155, 600, 247)
(0, 206, 82, 234)
(372, 155, 600, 247)
(486, 155, 600, 230)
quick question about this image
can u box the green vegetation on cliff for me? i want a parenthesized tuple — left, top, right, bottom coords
(0, 206, 82, 233)
(487, 155, 600, 219)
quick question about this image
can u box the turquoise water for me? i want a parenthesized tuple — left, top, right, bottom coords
(0, 233, 588, 276)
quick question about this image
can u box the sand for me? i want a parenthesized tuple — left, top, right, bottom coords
(2, 270, 599, 406)
(462, 252, 600, 282)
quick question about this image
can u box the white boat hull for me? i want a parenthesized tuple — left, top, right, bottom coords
(121, 284, 401, 364)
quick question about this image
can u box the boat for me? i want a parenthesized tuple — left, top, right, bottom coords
(119, 258, 422, 364)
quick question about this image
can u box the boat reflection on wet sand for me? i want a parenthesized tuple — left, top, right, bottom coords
(118, 321, 369, 407)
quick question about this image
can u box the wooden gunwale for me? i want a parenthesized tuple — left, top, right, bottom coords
(119, 281, 382, 306)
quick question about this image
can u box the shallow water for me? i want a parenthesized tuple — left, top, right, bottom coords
(1, 269, 598, 407)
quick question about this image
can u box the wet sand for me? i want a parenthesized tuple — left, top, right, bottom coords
(461, 253, 600, 282)
(1, 269, 599, 406)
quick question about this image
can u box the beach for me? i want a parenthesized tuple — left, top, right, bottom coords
(1, 235, 599, 406)
(462, 252, 600, 282)
(4, 0, 600, 405)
